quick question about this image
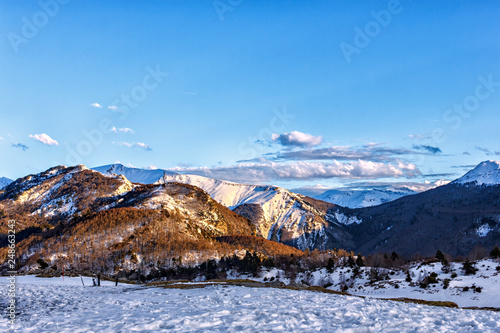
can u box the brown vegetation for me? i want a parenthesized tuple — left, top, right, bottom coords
(216, 235, 303, 257)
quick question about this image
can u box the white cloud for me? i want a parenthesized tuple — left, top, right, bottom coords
(29, 133, 59, 146)
(144, 165, 158, 170)
(111, 127, 134, 134)
(113, 141, 152, 151)
(408, 133, 433, 140)
(91, 103, 102, 108)
(271, 131, 323, 148)
(108, 105, 119, 111)
(114, 141, 133, 148)
(0, 136, 4, 140)
(136, 142, 152, 151)
(170, 160, 420, 183)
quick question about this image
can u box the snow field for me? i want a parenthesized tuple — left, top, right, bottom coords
(1, 276, 500, 332)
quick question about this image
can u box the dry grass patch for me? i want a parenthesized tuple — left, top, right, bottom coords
(386, 297, 458, 308)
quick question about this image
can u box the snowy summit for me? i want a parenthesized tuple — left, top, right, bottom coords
(0, 177, 13, 190)
(92, 164, 176, 185)
(453, 160, 500, 186)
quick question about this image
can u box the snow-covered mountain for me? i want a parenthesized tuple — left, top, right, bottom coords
(2, 160, 500, 256)
(0, 165, 254, 241)
(335, 161, 500, 256)
(92, 164, 351, 250)
(315, 187, 417, 208)
(452, 160, 500, 186)
(313, 179, 450, 208)
(0, 165, 133, 221)
(0, 176, 13, 190)
(93, 164, 176, 184)
(95, 164, 281, 209)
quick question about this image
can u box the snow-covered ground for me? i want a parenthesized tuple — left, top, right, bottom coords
(2, 276, 500, 332)
(254, 259, 500, 309)
(348, 260, 500, 308)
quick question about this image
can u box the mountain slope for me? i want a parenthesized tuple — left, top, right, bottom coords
(0, 165, 264, 274)
(0, 165, 128, 228)
(0, 165, 255, 242)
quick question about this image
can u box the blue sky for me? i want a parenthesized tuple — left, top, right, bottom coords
(1, 0, 500, 190)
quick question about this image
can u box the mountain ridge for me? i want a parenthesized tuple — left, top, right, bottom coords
(337, 162, 500, 256)
(312, 180, 450, 208)
(2, 160, 499, 258)
(91, 163, 352, 250)
(315, 187, 417, 208)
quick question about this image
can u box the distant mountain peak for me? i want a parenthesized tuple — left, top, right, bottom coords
(453, 160, 500, 186)
(312, 180, 450, 209)
(0, 176, 13, 190)
(315, 187, 417, 208)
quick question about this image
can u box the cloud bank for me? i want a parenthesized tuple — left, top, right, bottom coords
(170, 160, 420, 183)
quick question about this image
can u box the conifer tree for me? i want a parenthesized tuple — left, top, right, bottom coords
(435, 250, 445, 262)
(355, 253, 364, 267)
(490, 246, 500, 259)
